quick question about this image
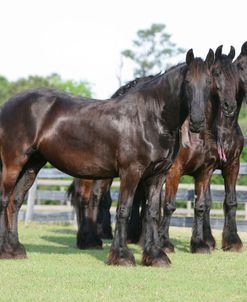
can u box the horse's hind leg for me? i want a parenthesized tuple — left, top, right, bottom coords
(76, 180, 103, 249)
(203, 185, 216, 250)
(222, 162, 242, 252)
(0, 156, 28, 258)
(5, 152, 47, 259)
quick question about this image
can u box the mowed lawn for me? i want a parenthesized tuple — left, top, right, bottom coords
(1, 222, 247, 302)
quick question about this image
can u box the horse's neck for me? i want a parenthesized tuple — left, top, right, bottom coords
(142, 69, 186, 132)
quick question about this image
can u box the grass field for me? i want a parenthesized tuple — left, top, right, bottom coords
(1, 223, 247, 302)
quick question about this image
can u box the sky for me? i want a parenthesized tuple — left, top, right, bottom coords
(0, 0, 246, 98)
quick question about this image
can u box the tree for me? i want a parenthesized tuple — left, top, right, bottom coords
(0, 74, 92, 105)
(122, 23, 186, 77)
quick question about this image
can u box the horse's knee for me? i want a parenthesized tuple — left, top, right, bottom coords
(225, 193, 237, 208)
(117, 205, 131, 221)
(194, 201, 206, 215)
(0, 196, 9, 210)
(147, 207, 159, 221)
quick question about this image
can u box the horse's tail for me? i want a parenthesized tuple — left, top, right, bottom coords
(66, 180, 77, 207)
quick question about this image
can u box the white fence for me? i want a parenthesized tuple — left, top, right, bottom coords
(21, 163, 247, 226)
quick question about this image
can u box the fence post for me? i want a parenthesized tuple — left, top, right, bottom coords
(187, 201, 192, 216)
(25, 179, 38, 225)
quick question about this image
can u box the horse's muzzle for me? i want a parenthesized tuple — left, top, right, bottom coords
(222, 101, 237, 117)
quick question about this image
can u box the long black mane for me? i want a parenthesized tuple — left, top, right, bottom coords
(111, 75, 156, 98)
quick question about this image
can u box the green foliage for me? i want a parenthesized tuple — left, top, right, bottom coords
(239, 103, 247, 134)
(122, 23, 186, 77)
(1, 223, 246, 301)
(0, 73, 92, 105)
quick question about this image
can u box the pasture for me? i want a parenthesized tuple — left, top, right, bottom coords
(1, 222, 246, 302)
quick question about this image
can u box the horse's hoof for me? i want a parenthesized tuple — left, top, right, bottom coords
(77, 234, 103, 250)
(0, 243, 27, 260)
(0, 251, 15, 259)
(106, 248, 135, 266)
(222, 232, 243, 252)
(77, 241, 103, 250)
(100, 233, 113, 240)
(204, 234, 216, 251)
(13, 243, 27, 259)
(142, 249, 171, 267)
(190, 240, 211, 254)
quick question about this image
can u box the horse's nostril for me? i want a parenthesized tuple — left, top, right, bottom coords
(224, 101, 229, 108)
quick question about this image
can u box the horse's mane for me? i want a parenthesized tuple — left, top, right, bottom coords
(111, 75, 157, 98)
(164, 62, 185, 74)
(136, 62, 187, 94)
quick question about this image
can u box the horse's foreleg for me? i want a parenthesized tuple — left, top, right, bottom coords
(222, 162, 243, 252)
(107, 168, 140, 266)
(203, 185, 216, 250)
(190, 172, 212, 253)
(159, 168, 181, 253)
(142, 175, 171, 267)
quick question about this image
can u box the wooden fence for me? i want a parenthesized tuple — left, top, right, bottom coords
(21, 136, 247, 230)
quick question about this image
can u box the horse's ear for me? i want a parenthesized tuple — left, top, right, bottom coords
(215, 45, 223, 60)
(228, 46, 235, 61)
(205, 49, 214, 68)
(241, 41, 247, 56)
(186, 49, 194, 65)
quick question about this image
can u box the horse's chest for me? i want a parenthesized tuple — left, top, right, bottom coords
(184, 137, 218, 174)
(146, 135, 179, 176)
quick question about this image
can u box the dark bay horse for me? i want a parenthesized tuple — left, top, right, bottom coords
(67, 76, 154, 249)
(159, 45, 245, 253)
(0, 49, 214, 266)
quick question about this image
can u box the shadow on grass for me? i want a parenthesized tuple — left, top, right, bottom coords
(24, 224, 189, 264)
(170, 238, 190, 253)
(25, 233, 112, 263)
(25, 232, 145, 264)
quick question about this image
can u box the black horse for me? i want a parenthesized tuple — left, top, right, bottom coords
(159, 45, 244, 253)
(68, 76, 154, 250)
(0, 49, 214, 266)
(129, 44, 246, 254)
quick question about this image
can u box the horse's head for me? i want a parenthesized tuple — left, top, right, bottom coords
(234, 41, 247, 97)
(211, 45, 238, 117)
(185, 48, 214, 133)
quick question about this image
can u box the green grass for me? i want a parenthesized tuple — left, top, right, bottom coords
(1, 223, 247, 302)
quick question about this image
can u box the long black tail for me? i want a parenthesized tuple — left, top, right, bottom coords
(66, 180, 77, 207)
